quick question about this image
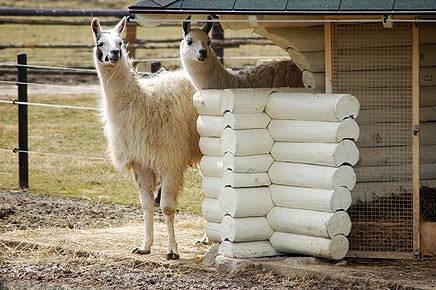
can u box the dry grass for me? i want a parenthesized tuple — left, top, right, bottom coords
(0, 91, 203, 213)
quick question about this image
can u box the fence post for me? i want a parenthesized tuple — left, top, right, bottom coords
(125, 23, 137, 58)
(212, 21, 224, 64)
(17, 53, 29, 189)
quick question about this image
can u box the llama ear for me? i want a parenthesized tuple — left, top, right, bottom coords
(91, 18, 101, 38)
(202, 15, 213, 34)
(183, 15, 191, 36)
(114, 17, 127, 35)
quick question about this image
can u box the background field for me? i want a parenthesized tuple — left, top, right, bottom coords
(0, 1, 288, 214)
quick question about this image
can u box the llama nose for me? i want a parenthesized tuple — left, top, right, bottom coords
(199, 49, 207, 57)
(111, 49, 120, 56)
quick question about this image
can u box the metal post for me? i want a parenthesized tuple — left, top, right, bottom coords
(212, 21, 224, 64)
(150, 61, 161, 73)
(17, 53, 29, 189)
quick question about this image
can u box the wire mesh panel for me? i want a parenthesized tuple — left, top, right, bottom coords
(332, 23, 413, 256)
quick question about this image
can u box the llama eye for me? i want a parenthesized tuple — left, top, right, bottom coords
(187, 40, 193, 46)
(97, 42, 103, 47)
(119, 42, 122, 46)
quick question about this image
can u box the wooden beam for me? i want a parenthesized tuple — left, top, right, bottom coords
(324, 23, 333, 94)
(347, 251, 415, 259)
(125, 23, 137, 58)
(421, 222, 436, 256)
(412, 24, 421, 257)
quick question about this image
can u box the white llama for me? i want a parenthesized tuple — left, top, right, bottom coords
(180, 16, 303, 91)
(91, 17, 201, 260)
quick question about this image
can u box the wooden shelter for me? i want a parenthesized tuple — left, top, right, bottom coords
(129, 0, 436, 259)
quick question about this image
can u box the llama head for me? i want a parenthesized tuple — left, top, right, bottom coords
(181, 15, 213, 63)
(91, 17, 127, 65)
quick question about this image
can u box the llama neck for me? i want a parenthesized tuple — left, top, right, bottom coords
(95, 52, 140, 100)
(182, 50, 240, 90)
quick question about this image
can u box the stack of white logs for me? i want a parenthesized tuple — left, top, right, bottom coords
(194, 89, 360, 260)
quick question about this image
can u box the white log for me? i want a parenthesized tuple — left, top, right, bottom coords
(356, 163, 436, 182)
(352, 179, 436, 204)
(205, 222, 222, 243)
(199, 156, 224, 178)
(201, 176, 223, 199)
(222, 128, 274, 156)
(268, 118, 359, 143)
(271, 140, 359, 167)
(223, 152, 274, 173)
(269, 162, 356, 190)
(223, 170, 271, 188)
(202, 198, 223, 223)
(221, 89, 270, 114)
(267, 207, 351, 239)
(219, 187, 274, 218)
(358, 145, 436, 166)
(270, 184, 352, 212)
(221, 215, 273, 242)
(218, 240, 280, 259)
(199, 137, 222, 156)
(270, 232, 349, 260)
(266, 93, 360, 122)
(224, 112, 271, 129)
(197, 115, 224, 137)
(193, 90, 224, 116)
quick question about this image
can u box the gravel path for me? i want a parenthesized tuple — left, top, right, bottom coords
(0, 191, 398, 289)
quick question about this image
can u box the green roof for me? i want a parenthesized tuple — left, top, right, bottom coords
(129, 0, 436, 14)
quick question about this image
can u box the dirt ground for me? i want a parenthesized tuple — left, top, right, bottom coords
(0, 191, 435, 290)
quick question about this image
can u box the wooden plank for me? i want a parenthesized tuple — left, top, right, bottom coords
(347, 251, 415, 259)
(355, 164, 436, 182)
(421, 222, 436, 256)
(412, 24, 421, 257)
(357, 122, 436, 148)
(333, 24, 411, 49)
(357, 107, 436, 124)
(351, 179, 436, 204)
(334, 47, 410, 72)
(421, 67, 436, 86)
(358, 145, 436, 166)
(324, 23, 333, 94)
(420, 44, 436, 68)
(420, 86, 436, 107)
(419, 24, 436, 45)
(259, 25, 325, 53)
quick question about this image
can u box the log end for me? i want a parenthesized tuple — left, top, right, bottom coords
(331, 187, 352, 212)
(326, 211, 352, 238)
(337, 118, 360, 142)
(329, 234, 350, 260)
(333, 165, 357, 190)
(334, 140, 360, 166)
(336, 94, 360, 120)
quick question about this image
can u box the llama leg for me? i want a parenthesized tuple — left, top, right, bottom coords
(160, 173, 183, 260)
(131, 164, 156, 255)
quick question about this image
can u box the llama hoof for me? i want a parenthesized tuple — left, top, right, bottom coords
(166, 251, 180, 260)
(132, 247, 150, 255)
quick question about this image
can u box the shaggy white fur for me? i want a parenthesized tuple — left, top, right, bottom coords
(92, 17, 201, 260)
(180, 17, 303, 90)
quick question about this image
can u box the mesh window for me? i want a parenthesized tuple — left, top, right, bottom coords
(332, 23, 413, 254)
